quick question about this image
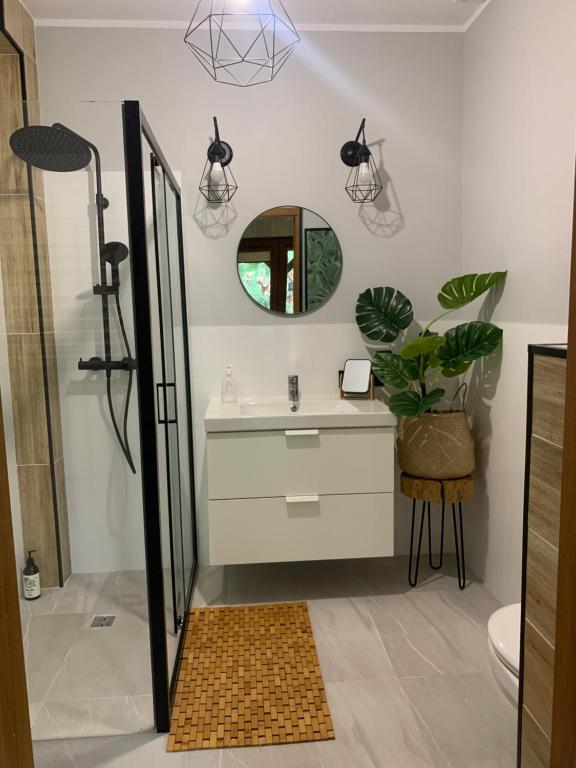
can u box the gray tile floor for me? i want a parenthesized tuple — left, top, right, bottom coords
(22, 571, 156, 741)
(32, 556, 518, 767)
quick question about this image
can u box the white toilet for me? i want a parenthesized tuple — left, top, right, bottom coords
(488, 603, 521, 704)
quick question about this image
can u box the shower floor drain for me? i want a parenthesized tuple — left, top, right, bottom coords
(91, 615, 116, 628)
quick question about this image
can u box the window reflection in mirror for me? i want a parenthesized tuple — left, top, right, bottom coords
(237, 206, 342, 316)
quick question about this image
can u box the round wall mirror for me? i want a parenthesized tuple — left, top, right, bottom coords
(237, 206, 343, 316)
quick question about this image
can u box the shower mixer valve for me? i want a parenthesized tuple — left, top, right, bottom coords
(78, 356, 137, 372)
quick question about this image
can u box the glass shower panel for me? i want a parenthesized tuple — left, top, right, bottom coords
(123, 101, 197, 730)
(164, 181, 196, 595)
(151, 159, 185, 634)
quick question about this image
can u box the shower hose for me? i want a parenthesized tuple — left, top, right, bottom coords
(106, 293, 136, 474)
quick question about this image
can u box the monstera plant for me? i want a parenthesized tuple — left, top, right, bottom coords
(356, 272, 506, 480)
(356, 272, 507, 417)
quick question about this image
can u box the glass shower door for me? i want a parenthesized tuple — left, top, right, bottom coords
(151, 158, 195, 634)
(124, 101, 197, 731)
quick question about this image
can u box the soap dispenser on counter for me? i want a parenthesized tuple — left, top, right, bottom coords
(23, 550, 41, 601)
(221, 364, 237, 403)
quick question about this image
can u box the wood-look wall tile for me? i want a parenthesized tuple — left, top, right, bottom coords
(521, 707, 551, 768)
(54, 458, 71, 582)
(0, 56, 27, 195)
(532, 356, 566, 446)
(21, 57, 46, 197)
(523, 620, 555, 739)
(526, 530, 559, 646)
(7, 333, 50, 465)
(0, 29, 17, 52)
(529, 436, 562, 549)
(17, 463, 59, 588)
(34, 197, 53, 330)
(0, 51, 19, 100)
(30, 146, 45, 199)
(2, 0, 22, 46)
(23, 54, 38, 103)
(19, 4, 35, 60)
(0, 195, 40, 334)
(44, 332, 63, 461)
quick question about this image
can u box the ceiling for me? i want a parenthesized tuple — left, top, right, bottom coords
(24, 0, 489, 29)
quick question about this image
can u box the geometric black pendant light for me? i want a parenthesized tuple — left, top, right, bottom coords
(199, 117, 238, 204)
(184, 0, 300, 87)
(340, 119, 383, 204)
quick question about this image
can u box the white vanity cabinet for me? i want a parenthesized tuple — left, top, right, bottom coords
(205, 398, 396, 566)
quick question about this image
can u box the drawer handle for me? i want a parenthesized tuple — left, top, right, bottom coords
(286, 495, 320, 504)
(284, 429, 320, 437)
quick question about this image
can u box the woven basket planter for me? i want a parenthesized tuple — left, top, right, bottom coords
(397, 410, 475, 480)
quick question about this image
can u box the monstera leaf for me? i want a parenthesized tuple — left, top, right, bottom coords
(356, 287, 413, 343)
(401, 334, 445, 361)
(437, 272, 507, 311)
(389, 388, 446, 417)
(435, 321, 503, 377)
(372, 352, 419, 389)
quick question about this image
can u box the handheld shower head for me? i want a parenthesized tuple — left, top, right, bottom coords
(102, 242, 129, 267)
(10, 123, 92, 172)
(102, 242, 129, 288)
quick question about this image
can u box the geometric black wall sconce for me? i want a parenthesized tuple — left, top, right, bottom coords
(199, 116, 238, 204)
(340, 118, 383, 204)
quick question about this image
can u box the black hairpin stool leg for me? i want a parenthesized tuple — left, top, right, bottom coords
(452, 502, 467, 590)
(409, 500, 426, 587)
(428, 501, 445, 570)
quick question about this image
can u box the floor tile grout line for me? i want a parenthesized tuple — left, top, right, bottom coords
(34, 692, 155, 705)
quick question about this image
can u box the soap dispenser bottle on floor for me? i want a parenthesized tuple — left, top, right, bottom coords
(23, 550, 41, 601)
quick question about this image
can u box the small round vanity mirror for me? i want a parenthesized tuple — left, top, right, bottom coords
(237, 206, 343, 316)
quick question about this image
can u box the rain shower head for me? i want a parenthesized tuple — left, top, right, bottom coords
(102, 242, 129, 267)
(9, 123, 92, 172)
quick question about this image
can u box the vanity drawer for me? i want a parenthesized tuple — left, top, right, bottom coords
(207, 428, 394, 500)
(209, 493, 394, 565)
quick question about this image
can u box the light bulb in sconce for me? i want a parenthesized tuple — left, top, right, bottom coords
(210, 161, 225, 187)
(357, 161, 372, 186)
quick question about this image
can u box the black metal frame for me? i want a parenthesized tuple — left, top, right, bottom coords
(516, 343, 567, 766)
(122, 101, 198, 732)
(408, 499, 466, 590)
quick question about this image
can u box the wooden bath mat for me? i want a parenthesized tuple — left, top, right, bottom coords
(167, 601, 335, 752)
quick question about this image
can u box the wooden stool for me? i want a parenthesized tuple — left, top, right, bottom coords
(400, 474, 474, 591)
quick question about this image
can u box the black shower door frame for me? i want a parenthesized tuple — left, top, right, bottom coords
(122, 100, 197, 732)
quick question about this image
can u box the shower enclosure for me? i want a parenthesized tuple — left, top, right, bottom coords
(3, 98, 197, 740)
(123, 101, 197, 730)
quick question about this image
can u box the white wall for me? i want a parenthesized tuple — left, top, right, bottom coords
(44, 162, 146, 573)
(462, 0, 576, 603)
(37, 27, 464, 568)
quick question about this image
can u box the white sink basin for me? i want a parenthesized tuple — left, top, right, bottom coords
(205, 396, 396, 432)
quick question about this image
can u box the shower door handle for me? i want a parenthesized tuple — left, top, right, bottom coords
(156, 383, 177, 425)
